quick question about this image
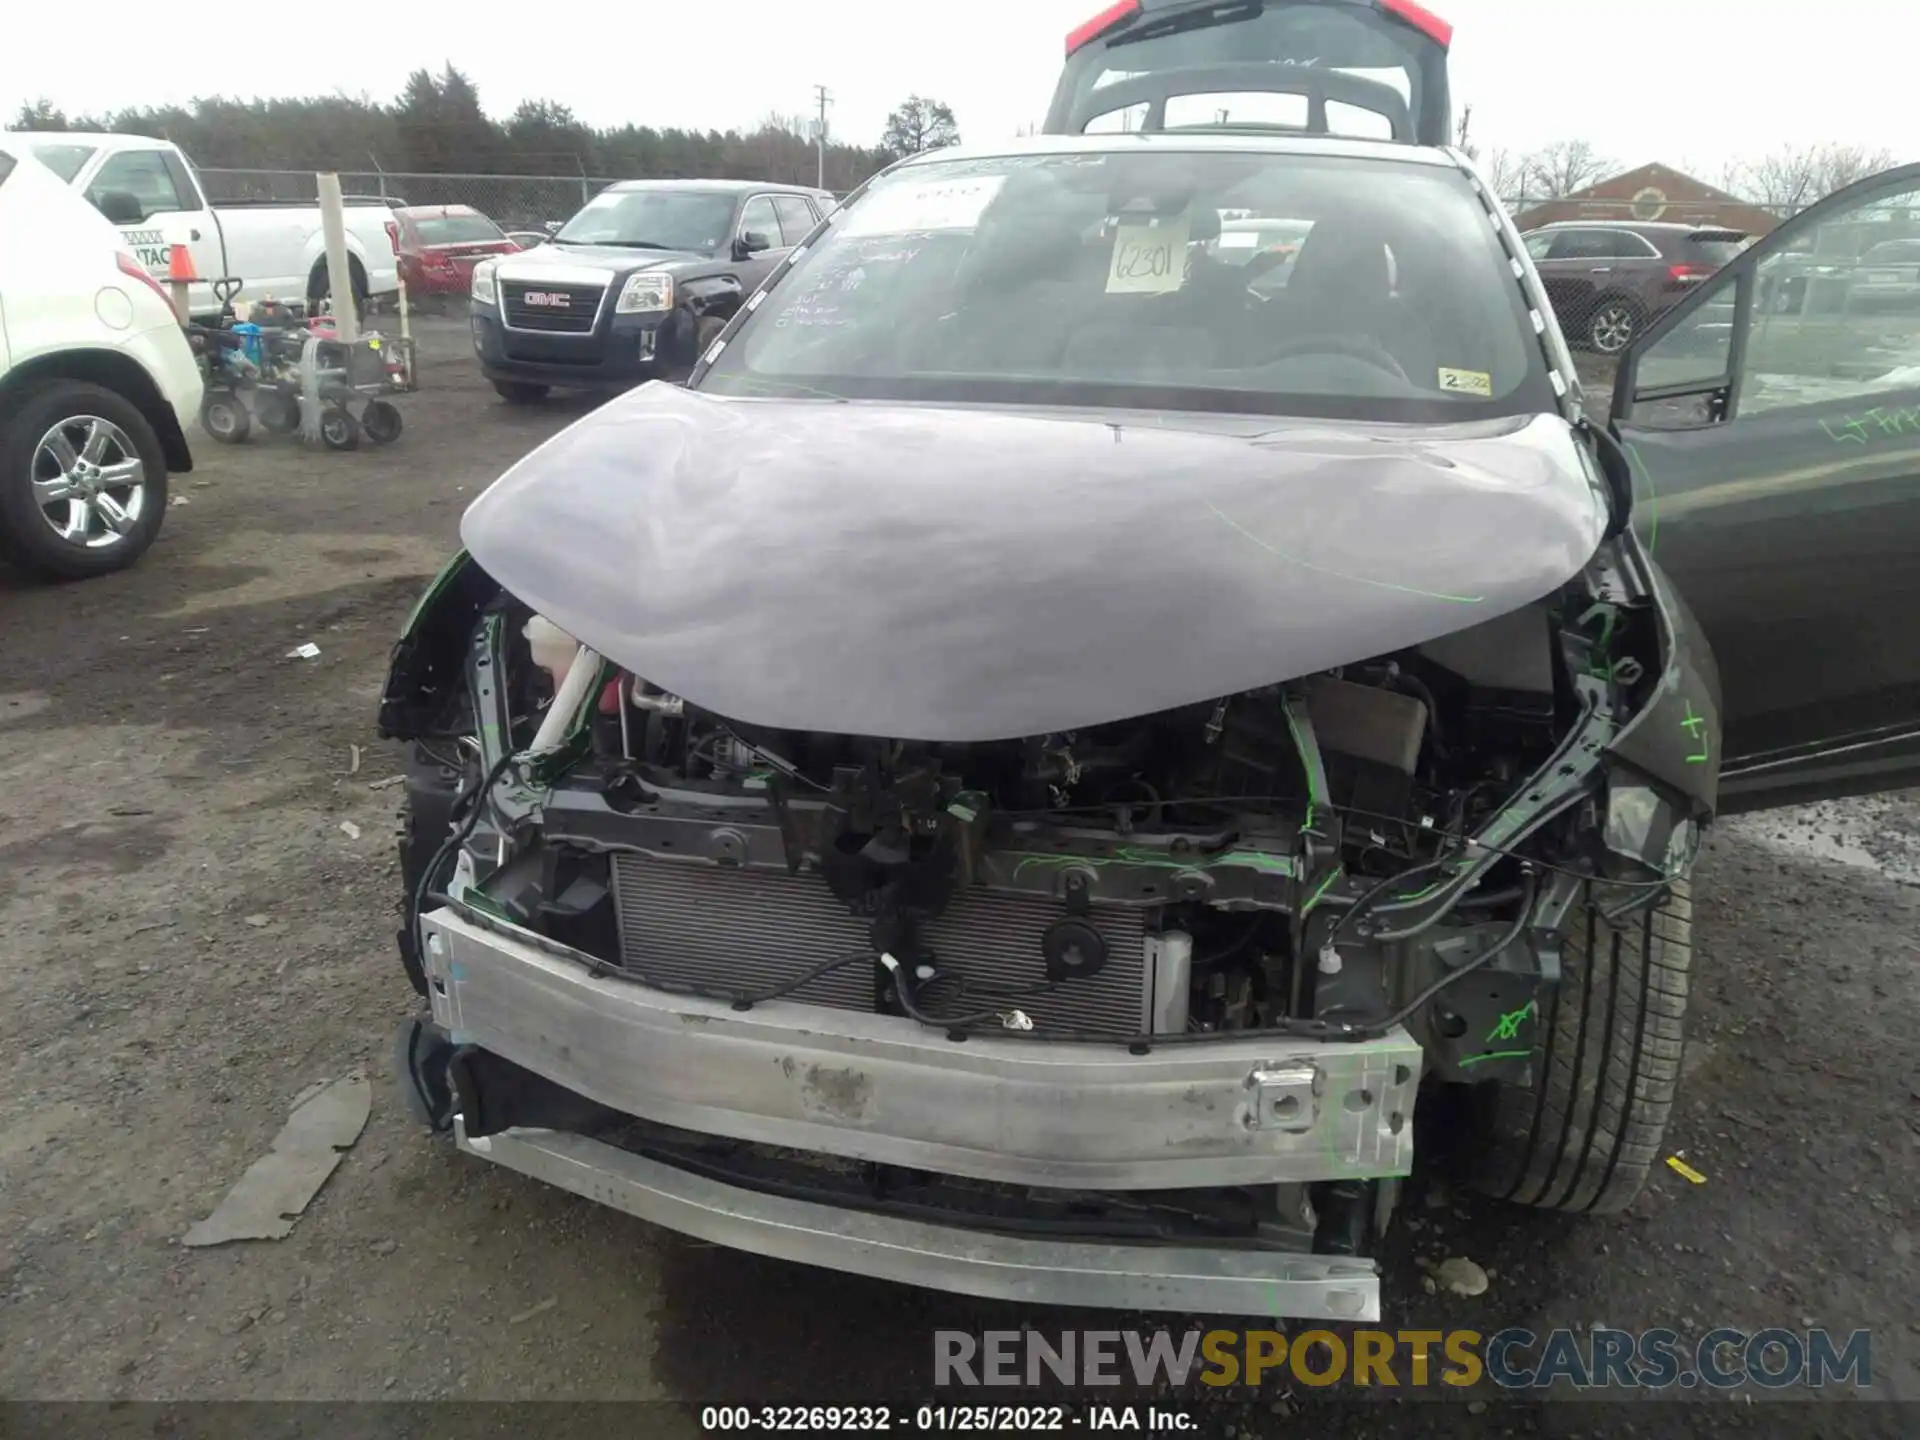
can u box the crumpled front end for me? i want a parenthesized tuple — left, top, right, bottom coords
(379, 400, 1714, 1320)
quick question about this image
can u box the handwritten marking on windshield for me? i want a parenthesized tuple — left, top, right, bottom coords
(1202, 499, 1485, 605)
(1821, 406, 1920, 446)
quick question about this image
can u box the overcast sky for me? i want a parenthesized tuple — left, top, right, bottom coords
(2, 0, 1908, 176)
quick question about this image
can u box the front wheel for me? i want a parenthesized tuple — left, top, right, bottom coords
(490, 380, 550, 405)
(1463, 883, 1692, 1214)
(1587, 299, 1641, 355)
(0, 380, 169, 581)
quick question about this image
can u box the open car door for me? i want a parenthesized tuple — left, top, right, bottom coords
(1611, 163, 1920, 813)
(1046, 0, 1453, 146)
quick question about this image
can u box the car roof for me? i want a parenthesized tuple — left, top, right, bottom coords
(0, 130, 175, 154)
(1526, 219, 1746, 234)
(396, 204, 483, 217)
(602, 178, 823, 195)
(889, 131, 1459, 171)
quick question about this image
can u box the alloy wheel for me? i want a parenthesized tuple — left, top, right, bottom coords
(1589, 303, 1637, 355)
(30, 415, 148, 551)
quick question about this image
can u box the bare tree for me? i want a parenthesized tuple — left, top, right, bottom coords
(1731, 142, 1897, 213)
(881, 96, 960, 158)
(1522, 140, 1613, 200)
(1472, 145, 1527, 207)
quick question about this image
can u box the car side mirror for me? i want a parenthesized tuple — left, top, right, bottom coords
(92, 189, 146, 225)
(736, 229, 772, 258)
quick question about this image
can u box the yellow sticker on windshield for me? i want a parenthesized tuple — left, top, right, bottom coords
(1438, 367, 1493, 397)
(1107, 219, 1190, 295)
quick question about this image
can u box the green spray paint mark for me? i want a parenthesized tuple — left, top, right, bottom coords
(1203, 499, 1485, 605)
(1680, 698, 1710, 765)
(1822, 405, 1920, 447)
(1301, 865, 1345, 915)
(1622, 439, 1657, 558)
(1486, 998, 1539, 1043)
(1459, 1048, 1533, 1069)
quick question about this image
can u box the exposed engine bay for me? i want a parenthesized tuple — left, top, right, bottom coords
(391, 537, 1696, 1094)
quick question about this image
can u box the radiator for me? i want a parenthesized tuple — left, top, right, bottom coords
(608, 854, 1149, 1035)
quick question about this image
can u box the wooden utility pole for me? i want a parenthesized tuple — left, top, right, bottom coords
(813, 84, 832, 190)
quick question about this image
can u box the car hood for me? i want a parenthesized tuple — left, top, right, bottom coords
(461, 386, 1606, 741)
(496, 242, 708, 279)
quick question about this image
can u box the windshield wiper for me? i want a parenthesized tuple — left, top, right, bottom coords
(1109, 0, 1262, 50)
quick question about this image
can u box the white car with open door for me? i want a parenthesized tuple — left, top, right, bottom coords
(0, 139, 201, 580)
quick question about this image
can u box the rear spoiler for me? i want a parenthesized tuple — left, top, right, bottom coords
(1065, 0, 1453, 56)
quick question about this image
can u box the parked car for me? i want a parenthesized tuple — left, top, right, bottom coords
(468, 179, 837, 403)
(0, 140, 200, 579)
(383, 130, 1920, 1321)
(393, 204, 521, 298)
(1045, 0, 1454, 145)
(1845, 236, 1920, 307)
(1521, 220, 1747, 354)
(0, 131, 401, 320)
(503, 230, 553, 251)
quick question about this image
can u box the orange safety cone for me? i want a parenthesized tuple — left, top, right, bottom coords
(166, 244, 197, 325)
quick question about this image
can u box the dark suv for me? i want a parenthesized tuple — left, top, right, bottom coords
(468, 179, 836, 402)
(1522, 221, 1747, 355)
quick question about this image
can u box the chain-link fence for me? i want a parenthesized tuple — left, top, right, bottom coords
(198, 169, 606, 232)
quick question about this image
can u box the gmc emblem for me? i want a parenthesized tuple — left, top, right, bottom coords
(523, 291, 571, 307)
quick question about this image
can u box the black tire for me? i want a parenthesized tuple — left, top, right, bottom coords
(200, 389, 251, 444)
(362, 400, 404, 445)
(491, 380, 550, 405)
(1464, 883, 1691, 1214)
(256, 391, 299, 434)
(307, 258, 371, 324)
(1586, 297, 1642, 355)
(319, 405, 361, 451)
(694, 313, 726, 360)
(0, 380, 169, 581)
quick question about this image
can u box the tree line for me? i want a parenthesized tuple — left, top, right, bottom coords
(7, 68, 961, 194)
(1455, 113, 1895, 213)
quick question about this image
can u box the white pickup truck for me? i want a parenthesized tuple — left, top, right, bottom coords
(0, 131, 401, 320)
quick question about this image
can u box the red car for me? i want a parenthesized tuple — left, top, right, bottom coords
(393, 206, 521, 297)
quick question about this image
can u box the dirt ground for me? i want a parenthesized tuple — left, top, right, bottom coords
(1, 321, 1917, 1434)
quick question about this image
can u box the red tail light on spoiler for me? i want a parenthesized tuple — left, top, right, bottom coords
(1065, 0, 1452, 57)
(1379, 0, 1453, 46)
(1065, 0, 1140, 54)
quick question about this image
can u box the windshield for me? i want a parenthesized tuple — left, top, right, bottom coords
(698, 147, 1551, 422)
(1046, 1, 1449, 146)
(411, 212, 506, 245)
(554, 189, 737, 251)
(27, 142, 96, 182)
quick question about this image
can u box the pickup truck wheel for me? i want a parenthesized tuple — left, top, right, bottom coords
(491, 380, 550, 405)
(308, 259, 370, 323)
(1463, 884, 1691, 1214)
(0, 380, 168, 581)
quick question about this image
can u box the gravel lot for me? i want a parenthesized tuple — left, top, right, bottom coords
(1, 320, 1916, 1433)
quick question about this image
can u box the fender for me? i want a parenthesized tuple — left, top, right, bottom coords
(378, 550, 503, 740)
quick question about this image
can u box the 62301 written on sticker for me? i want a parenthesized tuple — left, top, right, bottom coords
(1437, 366, 1493, 397)
(1107, 218, 1190, 295)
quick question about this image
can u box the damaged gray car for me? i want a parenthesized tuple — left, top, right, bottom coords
(381, 133, 1920, 1320)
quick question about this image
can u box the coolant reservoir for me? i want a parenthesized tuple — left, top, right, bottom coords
(524, 614, 579, 689)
